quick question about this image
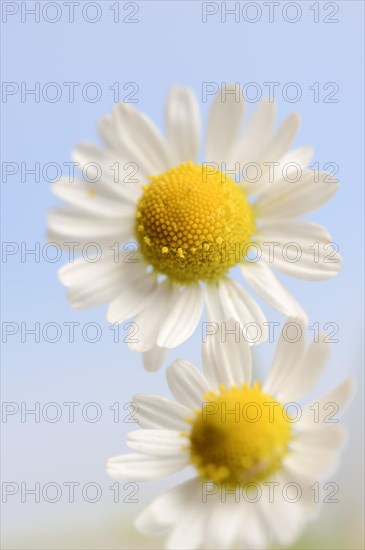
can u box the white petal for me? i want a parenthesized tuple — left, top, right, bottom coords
(241, 145, 313, 199)
(236, 501, 268, 549)
(275, 331, 331, 403)
(230, 98, 275, 171)
(202, 318, 253, 389)
(135, 479, 200, 536)
(106, 266, 157, 323)
(58, 254, 125, 309)
(205, 84, 245, 163)
(217, 278, 268, 344)
(48, 206, 132, 247)
(205, 283, 226, 323)
(283, 426, 344, 482)
(260, 112, 301, 169)
(129, 284, 178, 352)
(65, 281, 122, 310)
(166, 501, 207, 550)
(157, 285, 204, 348)
(127, 429, 188, 456)
(255, 169, 338, 219)
(52, 177, 135, 218)
(241, 261, 307, 321)
(165, 86, 200, 163)
(143, 346, 169, 372)
(257, 219, 331, 247)
(284, 451, 339, 480)
(67, 274, 121, 309)
(241, 112, 301, 196)
(259, 483, 307, 546)
(72, 142, 143, 202)
(276, 145, 314, 176)
(59, 252, 117, 286)
(256, 220, 342, 281)
(290, 425, 345, 455)
(204, 501, 247, 550)
(264, 249, 342, 281)
(107, 453, 187, 481)
(275, 471, 318, 518)
(166, 359, 210, 409)
(263, 317, 307, 396)
(134, 394, 190, 430)
(97, 114, 116, 151)
(299, 378, 355, 430)
(111, 102, 173, 174)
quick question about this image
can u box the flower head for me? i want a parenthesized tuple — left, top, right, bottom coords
(135, 162, 255, 284)
(107, 319, 353, 549)
(49, 86, 341, 370)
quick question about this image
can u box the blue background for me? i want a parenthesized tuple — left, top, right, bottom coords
(2, 1, 364, 548)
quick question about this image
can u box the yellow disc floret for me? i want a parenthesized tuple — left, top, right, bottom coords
(135, 162, 255, 284)
(187, 382, 292, 487)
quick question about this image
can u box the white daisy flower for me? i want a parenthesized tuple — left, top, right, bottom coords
(49, 86, 341, 370)
(107, 320, 353, 550)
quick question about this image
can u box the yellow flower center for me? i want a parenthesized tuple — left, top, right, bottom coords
(135, 162, 255, 284)
(188, 383, 292, 487)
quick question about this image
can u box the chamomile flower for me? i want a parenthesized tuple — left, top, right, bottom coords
(49, 86, 341, 370)
(107, 320, 353, 549)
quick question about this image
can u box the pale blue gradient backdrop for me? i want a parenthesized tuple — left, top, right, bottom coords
(2, 1, 364, 548)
